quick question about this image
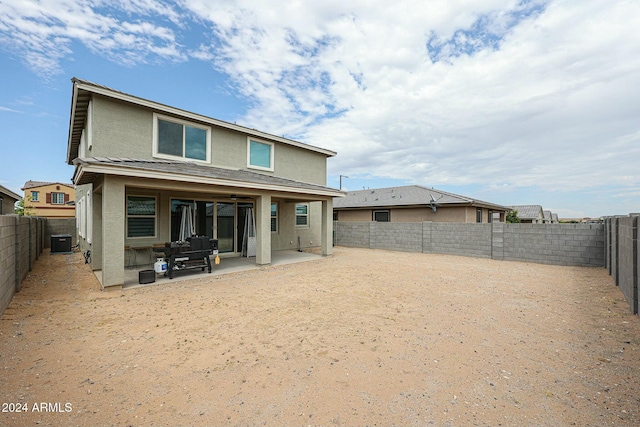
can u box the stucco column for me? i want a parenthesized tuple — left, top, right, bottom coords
(101, 176, 125, 288)
(321, 198, 333, 256)
(255, 194, 271, 265)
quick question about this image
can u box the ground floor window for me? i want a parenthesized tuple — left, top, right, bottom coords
(373, 210, 390, 222)
(296, 203, 309, 227)
(127, 196, 156, 238)
(271, 202, 278, 232)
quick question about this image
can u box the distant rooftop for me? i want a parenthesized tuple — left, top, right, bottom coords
(334, 185, 510, 210)
(21, 180, 74, 190)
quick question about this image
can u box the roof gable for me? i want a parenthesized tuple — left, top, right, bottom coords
(67, 78, 337, 164)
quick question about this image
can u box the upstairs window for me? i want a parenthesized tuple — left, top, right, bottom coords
(476, 208, 482, 223)
(154, 114, 210, 162)
(51, 193, 65, 205)
(247, 138, 274, 171)
(31, 191, 39, 202)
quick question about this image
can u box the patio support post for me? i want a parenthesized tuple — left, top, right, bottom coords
(101, 176, 125, 289)
(321, 198, 333, 256)
(255, 194, 271, 265)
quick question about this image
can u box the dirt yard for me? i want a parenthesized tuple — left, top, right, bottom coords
(1, 247, 639, 427)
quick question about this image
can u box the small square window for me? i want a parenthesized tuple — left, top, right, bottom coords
(373, 210, 390, 222)
(31, 191, 39, 202)
(247, 139, 274, 171)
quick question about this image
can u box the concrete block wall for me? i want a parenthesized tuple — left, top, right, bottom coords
(428, 222, 492, 258)
(605, 216, 638, 315)
(0, 216, 17, 317)
(335, 221, 605, 267)
(334, 222, 370, 248)
(45, 218, 76, 247)
(0, 215, 54, 316)
(370, 222, 423, 252)
(503, 223, 604, 267)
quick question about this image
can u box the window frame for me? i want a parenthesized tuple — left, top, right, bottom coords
(476, 208, 483, 223)
(127, 195, 157, 239)
(270, 202, 278, 233)
(31, 191, 39, 202)
(247, 137, 275, 172)
(295, 203, 309, 228)
(373, 210, 390, 222)
(51, 192, 65, 205)
(153, 113, 211, 163)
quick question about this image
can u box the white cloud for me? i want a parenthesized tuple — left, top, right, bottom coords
(1, 0, 638, 215)
(182, 0, 640, 196)
(0, 0, 185, 78)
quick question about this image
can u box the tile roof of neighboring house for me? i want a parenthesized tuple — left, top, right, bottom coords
(21, 180, 74, 190)
(508, 205, 544, 220)
(67, 78, 337, 165)
(0, 184, 21, 200)
(551, 213, 559, 222)
(543, 210, 552, 221)
(334, 185, 510, 210)
(73, 157, 344, 198)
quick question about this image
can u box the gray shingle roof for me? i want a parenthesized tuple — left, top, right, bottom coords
(334, 185, 510, 210)
(0, 184, 21, 200)
(73, 157, 343, 198)
(508, 205, 544, 220)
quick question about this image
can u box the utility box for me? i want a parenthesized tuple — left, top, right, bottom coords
(51, 234, 72, 254)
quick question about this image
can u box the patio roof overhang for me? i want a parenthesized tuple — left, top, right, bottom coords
(73, 157, 346, 200)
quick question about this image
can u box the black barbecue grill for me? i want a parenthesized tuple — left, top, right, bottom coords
(159, 236, 219, 279)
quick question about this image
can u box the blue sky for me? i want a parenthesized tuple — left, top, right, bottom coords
(1, 0, 639, 218)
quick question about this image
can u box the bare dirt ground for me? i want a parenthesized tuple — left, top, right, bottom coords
(1, 247, 639, 427)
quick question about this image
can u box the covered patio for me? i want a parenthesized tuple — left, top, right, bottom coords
(73, 157, 342, 290)
(114, 249, 323, 289)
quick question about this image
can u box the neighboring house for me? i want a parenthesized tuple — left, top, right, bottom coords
(551, 213, 559, 223)
(508, 205, 545, 223)
(543, 210, 552, 223)
(0, 184, 20, 215)
(66, 78, 343, 289)
(21, 181, 75, 218)
(334, 185, 511, 223)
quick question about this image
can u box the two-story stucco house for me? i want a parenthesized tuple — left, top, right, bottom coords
(66, 78, 343, 289)
(21, 181, 75, 218)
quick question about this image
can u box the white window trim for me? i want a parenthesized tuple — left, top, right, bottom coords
(77, 197, 85, 239)
(87, 100, 93, 150)
(153, 113, 211, 163)
(127, 195, 157, 239)
(295, 203, 309, 228)
(86, 190, 92, 244)
(31, 191, 39, 202)
(247, 137, 275, 172)
(51, 192, 65, 205)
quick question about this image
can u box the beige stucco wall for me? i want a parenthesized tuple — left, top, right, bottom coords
(88, 95, 329, 186)
(336, 206, 504, 223)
